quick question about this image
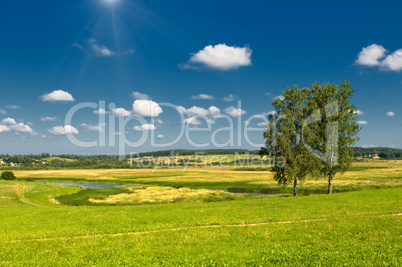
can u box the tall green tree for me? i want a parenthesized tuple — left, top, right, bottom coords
(303, 81, 360, 194)
(263, 85, 319, 196)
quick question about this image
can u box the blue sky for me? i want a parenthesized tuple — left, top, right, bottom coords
(0, 0, 401, 155)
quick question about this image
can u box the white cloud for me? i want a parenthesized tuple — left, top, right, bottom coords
(224, 106, 246, 117)
(208, 106, 220, 117)
(94, 108, 107, 115)
(111, 108, 131, 117)
(122, 49, 135, 55)
(257, 122, 267, 127)
(71, 43, 83, 50)
(40, 117, 57, 122)
(183, 44, 252, 70)
(48, 125, 79, 135)
(132, 100, 163, 117)
(41, 90, 75, 102)
(81, 123, 106, 132)
(0, 109, 6, 115)
(381, 49, 402, 71)
(155, 119, 163, 124)
(184, 117, 202, 125)
(358, 120, 368, 125)
(178, 106, 209, 116)
(1, 118, 17, 125)
(387, 111, 395, 117)
(157, 134, 164, 139)
(132, 92, 151, 100)
(6, 105, 19, 110)
(275, 95, 284, 101)
(133, 123, 156, 131)
(0, 119, 34, 134)
(356, 44, 402, 71)
(0, 125, 10, 133)
(356, 44, 387, 66)
(178, 105, 220, 117)
(89, 39, 116, 57)
(191, 94, 214, 100)
(265, 92, 272, 96)
(362, 144, 376, 148)
(356, 110, 365, 115)
(223, 94, 237, 102)
(9, 123, 33, 133)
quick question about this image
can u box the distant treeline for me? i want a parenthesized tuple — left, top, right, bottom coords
(353, 147, 402, 159)
(136, 149, 260, 157)
(0, 147, 400, 169)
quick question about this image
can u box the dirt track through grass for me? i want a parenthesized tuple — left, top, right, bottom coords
(5, 213, 401, 243)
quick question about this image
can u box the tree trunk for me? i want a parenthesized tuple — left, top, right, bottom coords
(293, 175, 297, 196)
(328, 170, 333, 194)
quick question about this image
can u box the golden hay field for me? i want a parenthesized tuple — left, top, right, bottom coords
(10, 159, 402, 194)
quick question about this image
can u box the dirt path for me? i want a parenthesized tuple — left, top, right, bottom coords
(5, 213, 401, 243)
(15, 185, 43, 207)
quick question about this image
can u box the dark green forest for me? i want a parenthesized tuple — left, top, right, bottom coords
(0, 147, 400, 170)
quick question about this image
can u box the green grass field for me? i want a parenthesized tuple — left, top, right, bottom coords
(0, 160, 401, 266)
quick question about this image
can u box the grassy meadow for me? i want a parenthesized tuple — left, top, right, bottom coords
(0, 159, 401, 266)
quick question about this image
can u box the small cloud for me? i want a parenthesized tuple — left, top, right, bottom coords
(48, 125, 79, 135)
(132, 100, 163, 117)
(223, 94, 237, 102)
(387, 111, 395, 116)
(265, 92, 272, 96)
(40, 117, 57, 122)
(111, 108, 131, 117)
(356, 44, 402, 72)
(274, 95, 284, 101)
(81, 123, 106, 132)
(178, 105, 220, 118)
(42, 135, 47, 138)
(356, 110, 365, 115)
(224, 106, 246, 117)
(181, 44, 252, 71)
(5, 105, 20, 110)
(184, 117, 202, 125)
(9, 123, 34, 133)
(157, 134, 164, 139)
(381, 50, 402, 71)
(0, 125, 10, 133)
(89, 39, 116, 57)
(356, 44, 387, 66)
(1, 118, 17, 125)
(41, 90, 75, 102)
(122, 49, 135, 55)
(257, 122, 267, 127)
(71, 43, 83, 50)
(94, 108, 107, 115)
(132, 92, 151, 100)
(192, 94, 214, 100)
(155, 119, 163, 124)
(358, 120, 368, 125)
(362, 144, 376, 148)
(134, 123, 156, 131)
(0, 109, 6, 115)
